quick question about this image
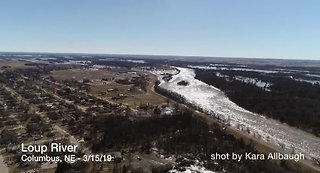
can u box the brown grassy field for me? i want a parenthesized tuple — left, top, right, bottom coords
(51, 68, 166, 108)
(50, 69, 118, 80)
(90, 73, 166, 108)
(0, 60, 31, 69)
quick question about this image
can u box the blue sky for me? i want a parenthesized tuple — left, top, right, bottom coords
(0, 0, 319, 60)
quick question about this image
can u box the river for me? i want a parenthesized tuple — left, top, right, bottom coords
(156, 67, 320, 161)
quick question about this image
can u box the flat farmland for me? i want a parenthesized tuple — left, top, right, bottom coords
(50, 69, 118, 80)
(0, 60, 32, 69)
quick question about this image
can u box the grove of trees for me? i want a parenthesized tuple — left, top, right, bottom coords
(195, 69, 320, 136)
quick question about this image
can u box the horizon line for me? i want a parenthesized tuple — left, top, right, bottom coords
(0, 50, 319, 61)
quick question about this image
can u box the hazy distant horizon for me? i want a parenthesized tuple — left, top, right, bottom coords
(1, 51, 320, 62)
(0, 51, 320, 61)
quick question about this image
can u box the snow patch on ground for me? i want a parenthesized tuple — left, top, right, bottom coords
(169, 165, 216, 173)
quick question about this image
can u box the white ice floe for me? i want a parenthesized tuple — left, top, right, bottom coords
(168, 159, 215, 173)
(169, 165, 216, 173)
(127, 59, 145, 64)
(156, 67, 320, 160)
(188, 65, 279, 74)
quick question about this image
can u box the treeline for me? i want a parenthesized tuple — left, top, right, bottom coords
(195, 69, 320, 136)
(91, 109, 194, 151)
(159, 115, 297, 173)
(89, 106, 298, 172)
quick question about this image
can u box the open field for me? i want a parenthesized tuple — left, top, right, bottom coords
(50, 69, 118, 80)
(90, 72, 166, 108)
(0, 60, 31, 69)
(51, 68, 166, 109)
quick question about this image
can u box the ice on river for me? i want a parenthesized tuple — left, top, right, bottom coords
(156, 67, 320, 160)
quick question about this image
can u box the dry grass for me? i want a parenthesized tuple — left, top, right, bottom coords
(90, 81, 132, 98)
(0, 60, 31, 69)
(51, 68, 166, 107)
(50, 69, 118, 80)
(90, 73, 166, 108)
(125, 73, 166, 106)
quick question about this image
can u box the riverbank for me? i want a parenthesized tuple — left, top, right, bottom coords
(153, 67, 320, 173)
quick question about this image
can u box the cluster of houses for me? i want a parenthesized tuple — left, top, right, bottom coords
(0, 64, 178, 172)
(0, 86, 37, 146)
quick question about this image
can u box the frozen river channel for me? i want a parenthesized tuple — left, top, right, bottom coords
(156, 67, 320, 160)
